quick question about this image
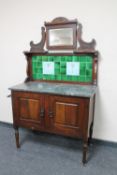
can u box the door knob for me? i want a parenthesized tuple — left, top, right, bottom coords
(48, 111, 54, 118)
(40, 108, 45, 118)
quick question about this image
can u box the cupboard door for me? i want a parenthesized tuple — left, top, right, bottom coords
(12, 92, 45, 129)
(48, 96, 85, 137)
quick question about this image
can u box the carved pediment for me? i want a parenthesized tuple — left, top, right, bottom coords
(30, 17, 96, 53)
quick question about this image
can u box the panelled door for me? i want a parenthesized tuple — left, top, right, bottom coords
(47, 95, 85, 137)
(12, 91, 45, 129)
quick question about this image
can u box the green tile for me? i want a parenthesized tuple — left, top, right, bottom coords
(67, 76, 72, 81)
(86, 69, 92, 76)
(56, 75, 62, 80)
(80, 56, 86, 62)
(61, 75, 66, 81)
(86, 63, 92, 69)
(72, 76, 78, 81)
(86, 56, 92, 62)
(60, 62, 66, 67)
(60, 68, 66, 74)
(33, 74, 40, 79)
(85, 76, 92, 82)
(55, 62, 60, 69)
(49, 75, 55, 80)
(66, 56, 72, 61)
(48, 56, 54, 61)
(62, 56, 67, 61)
(55, 69, 60, 74)
(79, 76, 85, 82)
(42, 56, 48, 61)
(32, 56, 37, 61)
(72, 56, 78, 61)
(54, 56, 61, 62)
(32, 74, 36, 79)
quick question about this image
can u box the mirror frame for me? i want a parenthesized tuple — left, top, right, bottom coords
(45, 18, 77, 50)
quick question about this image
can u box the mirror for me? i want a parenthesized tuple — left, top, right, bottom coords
(49, 28, 73, 46)
(45, 19, 77, 50)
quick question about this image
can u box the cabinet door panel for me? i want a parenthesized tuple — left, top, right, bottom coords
(49, 96, 85, 137)
(19, 98, 41, 121)
(55, 102, 79, 127)
(12, 92, 44, 129)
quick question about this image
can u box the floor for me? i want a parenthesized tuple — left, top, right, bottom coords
(0, 124, 117, 175)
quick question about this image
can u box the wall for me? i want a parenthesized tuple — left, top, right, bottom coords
(0, 0, 117, 142)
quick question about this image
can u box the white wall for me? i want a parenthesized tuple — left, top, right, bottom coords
(0, 0, 117, 142)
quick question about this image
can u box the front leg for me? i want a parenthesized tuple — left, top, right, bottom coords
(14, 127, 20, 148)
(82, 141, 88, 164)
(88, 122, 93, 146)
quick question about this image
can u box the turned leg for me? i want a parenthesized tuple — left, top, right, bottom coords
(14, 127, 20, 148)
(82, 141, 88, 164)
(88, 95, 95, 146)
(88, 122, 93, 146)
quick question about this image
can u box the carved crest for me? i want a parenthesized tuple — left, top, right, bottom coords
(77, 23, 96, 51)
(30, 27, 46, 52)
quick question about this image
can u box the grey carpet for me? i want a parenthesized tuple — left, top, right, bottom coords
(0, 125, 117, 175)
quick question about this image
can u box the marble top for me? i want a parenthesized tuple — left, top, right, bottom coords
(9, 81, 97, 98)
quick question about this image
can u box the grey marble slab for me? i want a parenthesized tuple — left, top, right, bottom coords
(9, 81, 97, 98)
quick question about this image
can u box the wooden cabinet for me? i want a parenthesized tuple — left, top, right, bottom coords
(10, 17, 99, 164)
(12, 92, 88, 135)
(11, 88, 95, 164)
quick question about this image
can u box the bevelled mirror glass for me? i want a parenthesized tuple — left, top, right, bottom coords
(49, 28, 73, 46)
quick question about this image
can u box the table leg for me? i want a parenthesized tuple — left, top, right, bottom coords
(14, 127, 20, 148)
(82, 141, 88, 164)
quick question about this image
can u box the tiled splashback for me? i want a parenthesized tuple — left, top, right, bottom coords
(32, 55, 93, 82)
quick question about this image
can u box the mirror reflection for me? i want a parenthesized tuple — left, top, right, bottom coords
(49, 28, 73, 46)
